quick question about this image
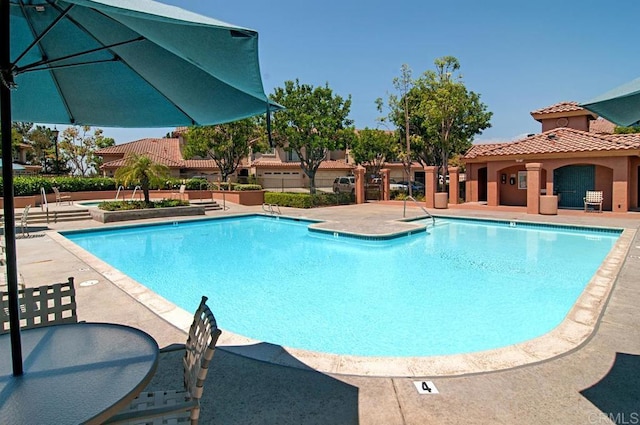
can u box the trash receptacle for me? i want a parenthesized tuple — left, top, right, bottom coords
(539, 195, 558, 215)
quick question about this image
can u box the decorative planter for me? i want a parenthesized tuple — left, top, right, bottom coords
(90, 205, 205, 223)
(434, 192, 448, 209)
(211, 190, 265, 206)
(539, 195, 558, 215)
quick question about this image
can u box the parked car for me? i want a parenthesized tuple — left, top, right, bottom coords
(333, 176, 356, 194)
(397, 181, 425, 194)
(389, 179, 408, 191)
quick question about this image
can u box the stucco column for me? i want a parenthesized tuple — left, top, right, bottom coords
(381, 168, 391, 201)
(612, 162, 629, 212)
(424, 166, 437, 208)
(487, 163, 500, 206)
(465, 164, 477, 203)
(355, 166, 366, 204)
(448, 166, 460, 204)
(526, 162, 542, 214)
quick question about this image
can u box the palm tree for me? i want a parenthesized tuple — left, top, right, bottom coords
(114, 153, 169, 205)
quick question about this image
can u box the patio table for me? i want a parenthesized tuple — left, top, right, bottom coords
(0, 322, 158, 424)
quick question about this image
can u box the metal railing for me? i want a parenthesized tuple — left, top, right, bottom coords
(262, 203, 282, 215)
(131, 186, 142, 200)
(40, 187, 49, 223)
(115, 185, 125, 201)
(403, 196, 435, 227)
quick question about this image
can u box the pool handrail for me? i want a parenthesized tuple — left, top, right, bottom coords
(403, 196, 435, 227)
(115, 185, 124, 201)
(40, 187, 50, 224)
(262, 203, 281, 215)
(131, 186, 142, 200)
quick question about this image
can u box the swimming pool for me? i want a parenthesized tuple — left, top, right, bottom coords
(76, 201, 105, 208)
(62, 215, 621, 358)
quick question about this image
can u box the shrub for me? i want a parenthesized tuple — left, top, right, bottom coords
(265, 192, 313, 208)
(2, 176, 263, 197)
(232, 184, 262, 191)
(185, 178, 209, 190)
(98, 199, 189, 211)
(393, 192, 425, 201)
(7, 176, 118, 196)
(265, 191, 353, 208)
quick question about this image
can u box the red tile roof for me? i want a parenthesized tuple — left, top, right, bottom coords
(97, 138, 183, 162)
(98, 138, 217, 170)
(182, 159, 217, 168)
(252, 159, 354, 170)
(589, 118, 616, 134)
(530, 101, 584, 115)
(464, 128, 640, 159)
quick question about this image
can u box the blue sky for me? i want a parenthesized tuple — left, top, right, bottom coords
(100, 0, 640, 145)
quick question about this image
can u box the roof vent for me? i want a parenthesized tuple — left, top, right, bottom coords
(527, 133, 535, 137)
(547, 133, 556, 140)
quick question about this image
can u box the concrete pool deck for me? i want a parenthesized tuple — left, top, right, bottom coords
(11, 201, 640, 424)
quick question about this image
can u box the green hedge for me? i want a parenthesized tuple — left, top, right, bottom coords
(178, 179, 262, 191)
(392, 192, 425, 201)
(2, 176, 263, 197)
(230, 184, 262, 191)
(2, 176, 118, 196)
(208, 182, 262, 191)
(265, 191, 353, 208)
(98, 199, 189, 210)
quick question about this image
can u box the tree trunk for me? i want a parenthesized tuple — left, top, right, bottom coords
(309, 171, 317, 194)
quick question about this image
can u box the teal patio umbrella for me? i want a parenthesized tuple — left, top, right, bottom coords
(1, 0, 280, 375)
(581, 77, 640, 127)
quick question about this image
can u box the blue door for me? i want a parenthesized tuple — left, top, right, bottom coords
(554, 165, 595, 209)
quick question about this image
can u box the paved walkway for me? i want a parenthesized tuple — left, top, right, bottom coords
(11, 202, 640, 424)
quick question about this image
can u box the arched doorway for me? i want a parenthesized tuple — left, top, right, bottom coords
(554, 165, 594, 209)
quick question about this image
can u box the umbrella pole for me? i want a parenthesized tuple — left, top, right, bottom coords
(1, 0, 24, 376)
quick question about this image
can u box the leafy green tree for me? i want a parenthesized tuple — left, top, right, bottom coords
(376, 65, 426, 195)
(23, 125, 66, 172)
(0, 122, 30, 159)
(414, 56, 492, 189)
(58, 126, 115, 176)
(114, 153, 169, 205)
(270, 79, 355, 193)
(350, 128, 397, 179)
(182, 118, 263, 182)
(614, 126, 640, 134)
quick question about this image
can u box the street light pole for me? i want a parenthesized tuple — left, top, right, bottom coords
(51, 127, 59, 174)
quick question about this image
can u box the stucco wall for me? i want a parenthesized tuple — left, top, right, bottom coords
(497, 165, 527, 206)
(540, 116, 590, 132)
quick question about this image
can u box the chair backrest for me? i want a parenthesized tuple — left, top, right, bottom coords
(182, 296, 222, 421)
(585, 190, 603, 203)
(0, 277, 78, 334)
(20, 205, 31, 235)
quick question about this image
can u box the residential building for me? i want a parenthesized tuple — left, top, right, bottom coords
(463, 101, 640, 212)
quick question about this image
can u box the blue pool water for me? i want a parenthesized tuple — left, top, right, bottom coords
(77, 201, 104, 208)
(63, 216, 620, 357)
